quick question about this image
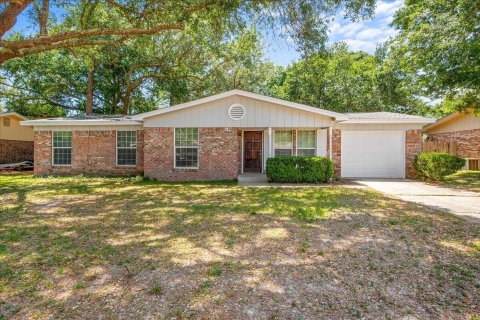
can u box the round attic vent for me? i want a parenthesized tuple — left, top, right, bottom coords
(228, 103, 245, 120)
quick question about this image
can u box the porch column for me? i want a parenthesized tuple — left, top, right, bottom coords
(329, 127, 333, 160)
(241, 130, 244, 173)
(268, 127, 273, 158)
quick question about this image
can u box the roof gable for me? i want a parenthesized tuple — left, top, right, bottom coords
(132, 90, 349, 121)
(424, 109, 480, 132)
(0, 112, 28, 121)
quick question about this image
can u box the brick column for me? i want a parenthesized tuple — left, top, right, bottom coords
(332, 129, 341, 176)
(405, 129, 422, 178)
(34, 131, 53, 175)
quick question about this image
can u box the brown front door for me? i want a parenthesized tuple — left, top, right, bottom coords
(244, 131, 262, 172)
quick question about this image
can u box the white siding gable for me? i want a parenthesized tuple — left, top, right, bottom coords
(143, 95, 335, 128)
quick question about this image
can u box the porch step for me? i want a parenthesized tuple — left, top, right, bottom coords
(237, 173, 268, 184)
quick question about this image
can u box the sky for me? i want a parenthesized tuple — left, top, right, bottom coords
(7, 0, 403, 67)
(264, 0, 403, 66)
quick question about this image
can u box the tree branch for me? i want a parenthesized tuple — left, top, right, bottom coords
(0, 0, 32, 38)
(0, 23, 184, 50)
(0, 38, 129, 62)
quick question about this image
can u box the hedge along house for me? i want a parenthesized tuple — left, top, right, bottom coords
(21, 90, 434, 180)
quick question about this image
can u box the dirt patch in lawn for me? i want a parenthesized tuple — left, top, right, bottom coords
(0, 174, 479, 319)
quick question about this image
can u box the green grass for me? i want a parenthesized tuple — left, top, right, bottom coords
(0, 174, 478, 319)
(442, 170, 480, 192)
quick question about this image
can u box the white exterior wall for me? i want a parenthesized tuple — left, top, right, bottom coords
(144, 96, 335, 128)
(316, 129, 328, 157)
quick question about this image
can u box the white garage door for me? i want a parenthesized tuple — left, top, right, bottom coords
(341, 130, 405, 178)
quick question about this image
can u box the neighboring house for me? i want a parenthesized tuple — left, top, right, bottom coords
(0, 112, 34, 164)
(21, 90, 434, 180)
(424, 109, 480, 170)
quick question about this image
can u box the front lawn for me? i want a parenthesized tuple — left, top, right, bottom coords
(0, 174, 479, 319)
(442, 170, 480, 193)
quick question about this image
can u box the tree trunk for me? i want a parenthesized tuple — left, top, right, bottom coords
(86, 67, 94, 115)
(38, 0, 49, 36)
(122, 88, 131, 115)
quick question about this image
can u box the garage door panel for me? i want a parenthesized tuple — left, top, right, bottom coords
(341, 131, 405, 178)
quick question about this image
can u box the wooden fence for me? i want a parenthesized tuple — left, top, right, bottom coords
(422, 141, 458, 156)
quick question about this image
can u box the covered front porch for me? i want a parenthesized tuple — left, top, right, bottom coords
(240, 127, 336, 174)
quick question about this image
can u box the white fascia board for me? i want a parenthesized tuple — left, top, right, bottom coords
(133, 89, 349, 121)
(20, 120, 142, 126)
(342, 118, 435, 124)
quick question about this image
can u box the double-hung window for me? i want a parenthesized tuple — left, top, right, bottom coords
(297, 130, 316, 157)
(52, 131, 72, 165)
(175, 128, 199, 168)
(117, 131, 137, 166)
(274, 130, 293, 156)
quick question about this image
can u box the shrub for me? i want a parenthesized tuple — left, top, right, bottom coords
(266, 156, 333, 183)
(414, 152, 465, 181)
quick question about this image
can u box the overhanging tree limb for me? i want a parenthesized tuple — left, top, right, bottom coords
(0, 0, 32, 38)
(0, 23, 184, 50)
(0, 23, 184, 62)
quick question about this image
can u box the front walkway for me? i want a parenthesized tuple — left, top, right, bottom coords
(356, 179, 480, 223)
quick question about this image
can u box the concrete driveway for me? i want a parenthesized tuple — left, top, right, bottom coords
(355, 179, 480, 223)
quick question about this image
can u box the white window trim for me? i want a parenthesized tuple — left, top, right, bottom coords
(296, 130, 316, 157)
(116, 130, 137, 167)
(52, 131, 72, 166)
(174, 128, 199, 169)
(274, 130, 294, 157)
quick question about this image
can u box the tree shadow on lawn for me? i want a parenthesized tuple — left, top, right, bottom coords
(0, 175, 479, 319)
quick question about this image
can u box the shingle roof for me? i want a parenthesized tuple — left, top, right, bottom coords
(45, 114, 133, 121)
(346, 112, 427, 120)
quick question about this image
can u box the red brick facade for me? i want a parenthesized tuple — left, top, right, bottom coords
(0, 139, 34, 164)
(428, 129, 480, 159)
(405, 129, 422, 178)
(31, 127, 429, 180)
(34, 130, 144, 176)
(331, 129, 341, 176)
(144, 127, 241, 181)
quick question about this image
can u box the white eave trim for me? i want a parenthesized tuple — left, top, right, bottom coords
(342, 118, 435, 124)
(21, 120, 142, 126)
(132, 89, 349, 121)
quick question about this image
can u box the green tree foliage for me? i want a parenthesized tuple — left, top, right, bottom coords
(269, 43, 426, 114)
(390, 0, 480, 112)
(1, 0, 376, 63)
(0, 29, 276, 116)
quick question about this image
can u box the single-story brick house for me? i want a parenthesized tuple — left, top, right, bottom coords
(21, 90, 434, 180)
(0, 112, 34, 164)
(424, 109, 480, 170)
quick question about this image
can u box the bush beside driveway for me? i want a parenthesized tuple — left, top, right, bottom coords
(0, 174, 479, 319)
